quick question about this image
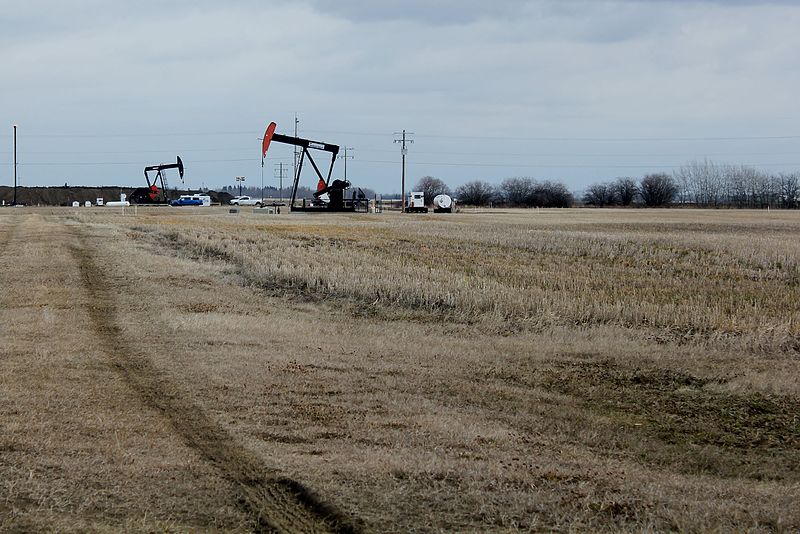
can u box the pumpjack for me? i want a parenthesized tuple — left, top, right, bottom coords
(261, 122, 367, 212)
(130, 156, 184, 204)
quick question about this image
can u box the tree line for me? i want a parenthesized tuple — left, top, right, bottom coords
(222, 160, 799, 209)
(418, 176, 574, 208)
(416, 174, 681, 208)
(583, 175, 678, 207)
(422, 161, 799, 209)
(583, 161, 800, 208)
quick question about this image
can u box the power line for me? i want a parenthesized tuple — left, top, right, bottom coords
(317, 147, 800, 158)
(5, 148, 799, 163)
(8, 145, 800, 157)
(304, 129, 388, 138)
(17, 157, 290, 166)
(352, 159, 800, 169)
(4, 128, 800, 143)
(298, 129, 800, 143)
(7, 158, 800, 170)
(8, 156, 800, 170)
(0, 130, 258, 139)
(0, 148, 267, 155)
(413, 133, 800, 142)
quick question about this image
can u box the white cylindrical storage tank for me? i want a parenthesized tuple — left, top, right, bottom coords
(433, 194, 452, 212)
(106, 193, 130, 207)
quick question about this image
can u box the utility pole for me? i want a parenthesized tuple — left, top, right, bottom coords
(338, 146, 354, 182)
(293, 113, 299, 185)
(13, 123, 18, 206)
(394, 130, 413, 212)
(274, 162, 288, 203)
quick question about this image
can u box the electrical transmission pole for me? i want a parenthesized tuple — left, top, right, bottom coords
(293, 113, 299, 185)
(394, 130, 413, 212)
(274, 162, 288, 203)
(260, 145, 265, 203)
(338, 146, 354, 182)
(13, 123, 18, 206)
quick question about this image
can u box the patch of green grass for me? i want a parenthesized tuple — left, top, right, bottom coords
(533, 360, 800, 481)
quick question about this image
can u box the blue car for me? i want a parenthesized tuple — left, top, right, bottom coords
(170, 195, 211, 207)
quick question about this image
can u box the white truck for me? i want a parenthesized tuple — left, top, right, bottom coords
(405, 191, 428, 213)
(229, 196, 264, 207)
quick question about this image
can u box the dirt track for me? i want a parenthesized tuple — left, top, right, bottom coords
(0, 213, 355, 533)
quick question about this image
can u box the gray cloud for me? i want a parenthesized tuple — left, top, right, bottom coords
(301, 0, 525, 24)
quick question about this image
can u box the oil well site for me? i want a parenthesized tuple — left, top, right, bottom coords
(2, 122, 800, 534)
(5, 1, 800, 532)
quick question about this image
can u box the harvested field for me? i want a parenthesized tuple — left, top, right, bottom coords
(1, 207, 798, 532)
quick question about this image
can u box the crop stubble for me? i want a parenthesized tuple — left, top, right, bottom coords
(1, 214, 354, 533)
(1, 207, 799, 532)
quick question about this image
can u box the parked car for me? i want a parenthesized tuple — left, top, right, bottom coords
(170, 194, 211, 207)
(229, 196, 263, 206)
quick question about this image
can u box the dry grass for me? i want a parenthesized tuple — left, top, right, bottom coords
(1, 206, 799, 532)
(122, 208, 800, 351)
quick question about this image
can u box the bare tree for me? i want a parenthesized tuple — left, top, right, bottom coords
(673, 160, 724, 207)
(530, 181, 574, 208)
(583, 182, 616, 207)
(640, 173, 678, 207)
(499, 177, 535, 206)
(414, 176, 450, 205)
(728, 165, 774, 208)
(778, 173, 800, 209)
(613, 177, 639, 206)
(455, 180, 495, 206)
(723, 163, 749, 207)
(752, 169, 777, 208)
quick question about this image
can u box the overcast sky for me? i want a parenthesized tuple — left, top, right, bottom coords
(2, 0, 800, 194)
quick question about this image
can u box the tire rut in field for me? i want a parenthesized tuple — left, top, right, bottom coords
(67, 228, 358, 534)
(0, 215, 20, 251)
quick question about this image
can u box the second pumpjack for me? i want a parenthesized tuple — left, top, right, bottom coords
(130, 156, 184, 204)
